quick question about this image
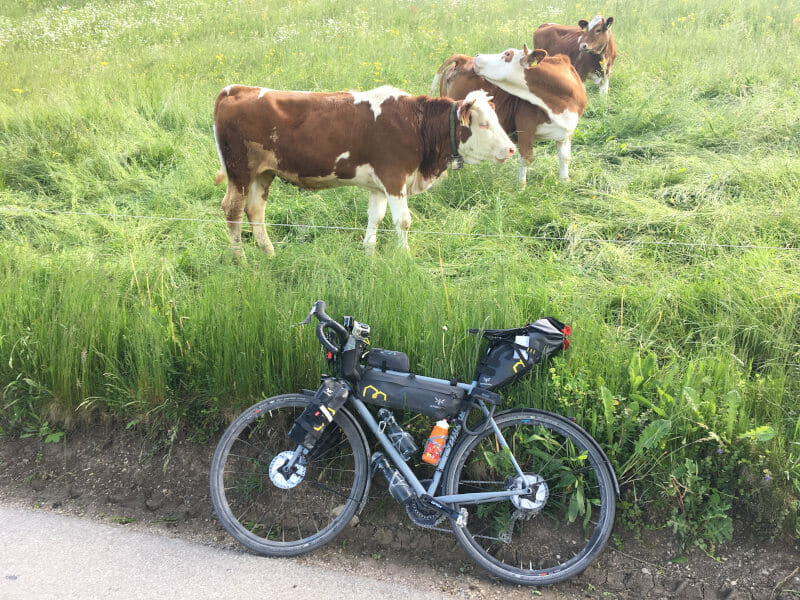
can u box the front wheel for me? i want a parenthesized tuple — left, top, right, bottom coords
(444, 409, 617, 585)
(209, 394, 369, 557)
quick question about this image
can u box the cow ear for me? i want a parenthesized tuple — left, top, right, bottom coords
(525, 49, 548, 68)
(458, 99, 474, 126)
(521, 43, 532, 67)
(578, 19, 589, 30)
(604, 17, 614, 30)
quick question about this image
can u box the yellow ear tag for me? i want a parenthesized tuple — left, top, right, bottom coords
(459, 111, 470, 126)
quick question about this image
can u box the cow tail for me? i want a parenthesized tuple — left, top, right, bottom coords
(430, 71, 442, 97)
(430, 55, 469, 96)
(213, 122, 227, 185)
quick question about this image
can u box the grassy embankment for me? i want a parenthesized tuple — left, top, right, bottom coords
(1, 0, 798, 544)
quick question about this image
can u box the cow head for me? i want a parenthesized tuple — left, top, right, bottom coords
(577, 15, 613, 54)
(473, 46, 547, 100)
(456, 90, 515, 164)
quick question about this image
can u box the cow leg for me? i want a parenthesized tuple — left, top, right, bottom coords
(387, 194, 411, 250)
(247, 172, 276, 256)
(598, 71, 610, 95)
(221, 182, 247, 259)
(516, 130, 535, 189)
(364, 191, 388, 253)
(556, 137, 572, 181)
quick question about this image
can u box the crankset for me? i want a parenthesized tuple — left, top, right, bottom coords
(408, 495, 468, 528)
(405, 498, 446, 528)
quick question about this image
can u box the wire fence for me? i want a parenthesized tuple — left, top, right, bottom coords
(1, 205, 799, 253)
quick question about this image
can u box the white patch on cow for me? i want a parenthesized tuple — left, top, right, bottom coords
(350, 85, 409, 121)
(335, 151, 351, 164)
(474, 50, 579, 135)
(258, 87, 273, 99)
(223, 85, 235, 95)
(587, 15, 603, 30)
(270, 127, 279, 143)
(534, 109, 580, 141)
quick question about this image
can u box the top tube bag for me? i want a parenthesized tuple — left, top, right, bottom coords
(474, 317, 570, 391)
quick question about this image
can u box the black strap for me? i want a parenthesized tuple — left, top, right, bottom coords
(449, 102, 464, 169)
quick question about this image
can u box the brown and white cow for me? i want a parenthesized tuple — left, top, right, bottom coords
(213, 85, 514, 256)
(533, 16, 616, 94)
(434, 47, 586, 184)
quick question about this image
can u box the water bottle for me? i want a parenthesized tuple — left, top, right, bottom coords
(421, 419, 450, 465)
(371, 452, 414, 504)
(378, 408, 418, 461)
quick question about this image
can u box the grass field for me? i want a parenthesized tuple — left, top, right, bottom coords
(1, 0, 799, 543)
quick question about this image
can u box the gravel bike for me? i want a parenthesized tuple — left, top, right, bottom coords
(210, 300, 618, 585)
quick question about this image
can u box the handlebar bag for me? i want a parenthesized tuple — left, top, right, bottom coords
(365, 348, 410, 372)
(357, 368, 465, 419)
(474, 317, 569, 391)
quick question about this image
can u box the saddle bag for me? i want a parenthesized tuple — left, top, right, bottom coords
(356, 368, 465, 419)
(474, 317, 569, 391)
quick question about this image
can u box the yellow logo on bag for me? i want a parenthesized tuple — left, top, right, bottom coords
(362, 385, 387, 403)
(512, 359, 526, 373)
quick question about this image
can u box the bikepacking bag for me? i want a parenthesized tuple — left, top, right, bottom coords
(356, 368, 465, 419)
(474, 317, 570, 391)
(288, 378, 349, 450)
(365, 348, 410, 372)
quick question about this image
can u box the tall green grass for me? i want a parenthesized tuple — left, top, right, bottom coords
(1, 0, 799, 541)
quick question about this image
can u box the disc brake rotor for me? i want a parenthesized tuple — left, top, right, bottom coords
(269, 451, 307, 489)
(510, 474, 548, 512)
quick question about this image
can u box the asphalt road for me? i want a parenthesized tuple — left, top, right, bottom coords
(0, 505, 458, 600)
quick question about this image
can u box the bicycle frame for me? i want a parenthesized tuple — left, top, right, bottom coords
(346, 372, 534, 508)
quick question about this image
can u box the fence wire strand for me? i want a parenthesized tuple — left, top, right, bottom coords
(1, 205, 798, 252)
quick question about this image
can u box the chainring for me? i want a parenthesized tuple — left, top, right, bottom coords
(405, 499, 446, 529)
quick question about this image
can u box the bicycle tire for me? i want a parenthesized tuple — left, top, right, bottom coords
(209, 393, 369, 557)
(444, 408, 616, 585)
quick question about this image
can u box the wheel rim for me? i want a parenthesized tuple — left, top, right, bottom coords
(216, 399, 362, 549)
(448, 413, 614, 582)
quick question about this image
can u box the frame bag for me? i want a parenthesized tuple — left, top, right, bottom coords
(357, 369, 465, 419)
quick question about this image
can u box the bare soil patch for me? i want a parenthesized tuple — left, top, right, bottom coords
(0, 427, 797, 599)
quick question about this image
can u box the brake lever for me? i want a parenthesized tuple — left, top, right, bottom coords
(298, 305, 316, 326)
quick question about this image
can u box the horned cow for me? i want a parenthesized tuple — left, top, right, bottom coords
(433, 47, 587, 185)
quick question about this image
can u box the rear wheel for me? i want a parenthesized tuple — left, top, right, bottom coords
(444, 409, 616, 585)
(209, 394, 368, 556)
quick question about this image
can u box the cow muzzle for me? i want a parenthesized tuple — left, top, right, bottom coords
(496, 146, 515, 163)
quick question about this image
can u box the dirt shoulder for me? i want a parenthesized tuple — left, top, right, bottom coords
(0, 427, 797, 599)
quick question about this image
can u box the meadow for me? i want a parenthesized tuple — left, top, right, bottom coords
(1, 0, 799, 545)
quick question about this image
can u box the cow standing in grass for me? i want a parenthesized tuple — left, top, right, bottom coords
(533, 16, 616, 95)
(213, 85, 515, 257)
(432, 47, 586, 185)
